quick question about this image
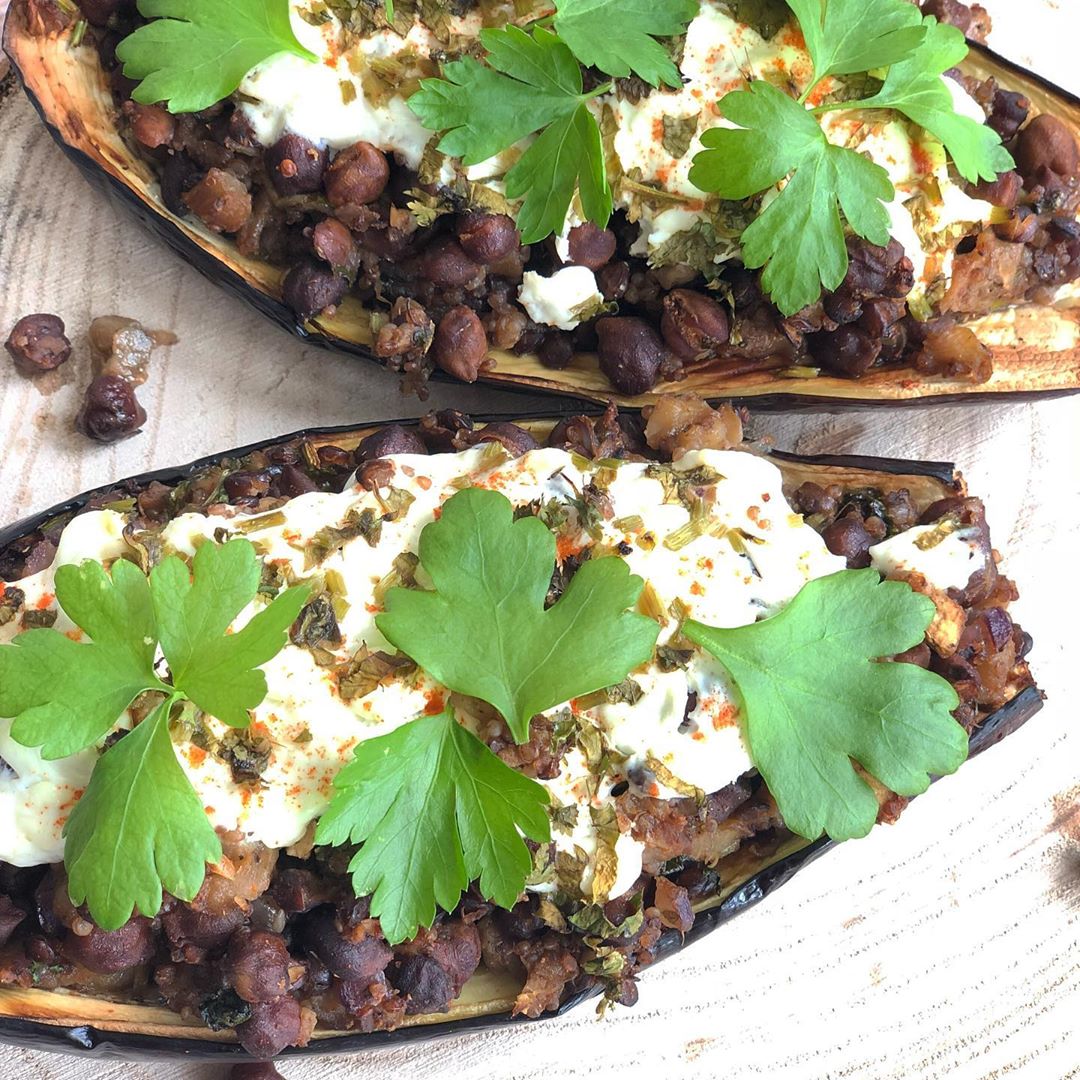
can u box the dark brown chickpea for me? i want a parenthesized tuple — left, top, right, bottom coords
(1015, 115, 1080, 183)
(225, 929, 291, 1004)
(129, 103, 176, 149)
(311, 217, 354, 268)
(970, 170, 1022, 209)
(389, 955, 453, 1015)
(161, 905, 246, 959)
(61, 917, 156, 974)
(596, 317, 666, 395)
(231, 1065, 285, 1080)
(537, 332, 574, 369)
(808, 325, 881, 378)
(460, 422, 539, 456)
(987, 89, 1029, 141)
(597, 260, 630, 301)
(858, 298, 905, 339)
(5, 314, 71, 374)
(236, 995, 306, 1060)
(266, 133, 328, 197)
(357, 424, 428, 461)
(919, 0, 971, 33)
(565, 223, 617, 270)
(432, 306, 489, 382)
(182, 168, 252, 234)
(303, 910, 391, 981)
(324, 141, 389, 207)
(223, 470, 272, 502)
(456, 213, 519, 264)
(790, 482, 839, 518)
(821, 513, 875, 569)
(659, 289, 730, 361)
(75, 375, 147, 443)
(281, 261, 347, 321)
(269, 464, 317, 499)
(314, 444, 355, 472)
(419, 238, 484, 288)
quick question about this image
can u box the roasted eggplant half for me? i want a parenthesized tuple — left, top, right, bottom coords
(0, 403, 1041, 1060)
(5, 0, 1080, 406)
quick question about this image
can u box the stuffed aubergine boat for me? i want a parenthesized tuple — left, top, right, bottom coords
(5, 0, 1080, 406)
(0, 402, 1041, 1060)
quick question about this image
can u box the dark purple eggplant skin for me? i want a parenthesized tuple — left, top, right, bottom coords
(0, 413, 1044, 1060)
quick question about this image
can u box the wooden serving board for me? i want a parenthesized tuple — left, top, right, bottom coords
(0, 2, 1078, 1077)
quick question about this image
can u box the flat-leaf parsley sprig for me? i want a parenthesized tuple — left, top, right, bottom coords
(0, 539, 309, 929)
(315, 485, 660, 942)
(819, 15, 1015, 184)
(689, 1, 1014, 316)
(551, 0, 700, 91)
(409, 25, 614, 244)
(408, 1, 701, 242)
(689, 80, 895, 317)
(116, 0, 317, 114)
(684, 569, 965, 842)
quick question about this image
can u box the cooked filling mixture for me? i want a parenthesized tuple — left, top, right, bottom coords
(29, 0, 1080, 394)
(0, 403, 1034, 1057)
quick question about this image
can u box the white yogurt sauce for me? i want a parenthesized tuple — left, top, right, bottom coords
(870, 524, 988, 593)
(518, 266, 604, 330)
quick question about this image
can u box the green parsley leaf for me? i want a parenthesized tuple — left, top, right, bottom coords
(838, 17, 1014, 183)
(505, 103, 613, 244)
(376, 487, 659, 742)
(0, 559, 166, 759)
(64, 700, 223, 931)
(315, 708, 551, 944)
(689, 80, 892, 315)
(408, 25, 612, 243)
(787, 0, 925, 90)
(149, 539, 309, 727)
(1, 538, 307, 929)
(115, 0, 317, 114)
(552, 0, 699, 89)
(683, 570, 965, 843)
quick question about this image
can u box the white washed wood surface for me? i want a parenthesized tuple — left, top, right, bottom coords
(0, 2, 1078, 1077)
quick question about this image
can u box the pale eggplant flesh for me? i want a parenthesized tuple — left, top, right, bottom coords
(3, 6, 1080, 407)
(0, 412, 1043, 1060)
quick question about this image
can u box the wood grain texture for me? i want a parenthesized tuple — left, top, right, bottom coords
(0, 2, 1078, 1077)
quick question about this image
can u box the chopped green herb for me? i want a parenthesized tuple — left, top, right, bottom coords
(661, 113, 700, 159)
(305, 508, 382, 568)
